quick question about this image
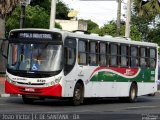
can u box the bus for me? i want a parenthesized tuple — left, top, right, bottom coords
(5, 28, 158, 105)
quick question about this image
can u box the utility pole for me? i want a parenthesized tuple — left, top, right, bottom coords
(125, 0, 131, 38)
(20, 0, 31, 28)
(50, 0, 56, 29)
(116, 0, 121, 36)
(20, 3, 26, 28)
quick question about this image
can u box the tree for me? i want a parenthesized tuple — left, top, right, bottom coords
(100, 21, 117, 36)
(6, 5, 49, 34)
(85, 20, 99, 32)
(56, 0, 70, 20)
(134, 0, 160, 17)
(79, 19, 99, 33)
(30, 0, 70, 20)
(0, 0, 20, 73)
(92, 20, 141, 41)
(147, 22, 160, 45)
(132, 0, 160, 42)
(6, 0, 71, 35)
(0, 0, 20, 38)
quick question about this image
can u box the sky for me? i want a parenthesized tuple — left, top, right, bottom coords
(61, 0, 127, 27)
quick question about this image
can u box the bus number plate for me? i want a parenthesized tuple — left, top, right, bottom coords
(25, 88, 35, 92)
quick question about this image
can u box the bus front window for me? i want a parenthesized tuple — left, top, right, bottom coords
(8, 43, 62, 72)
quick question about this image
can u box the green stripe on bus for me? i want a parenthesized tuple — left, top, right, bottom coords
(90, 68, 155, 83)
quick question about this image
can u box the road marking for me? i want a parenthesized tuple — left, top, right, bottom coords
(0, 104, 7, 105)
(38, 110, 95, 114)
(127, 106, 157, 109)
(0, 94, 10, 97)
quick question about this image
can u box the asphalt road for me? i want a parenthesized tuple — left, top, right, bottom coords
(0, 93, 160, 120)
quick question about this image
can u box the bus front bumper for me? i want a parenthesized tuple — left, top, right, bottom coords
(5, 81, 62, 97)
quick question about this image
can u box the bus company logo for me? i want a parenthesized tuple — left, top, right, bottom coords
(124, 69, 134, 76)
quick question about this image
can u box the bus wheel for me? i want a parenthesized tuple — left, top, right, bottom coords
(128, 83, 137, 103)
(22, 95, 34, 104)
(72, 83, 84, 106)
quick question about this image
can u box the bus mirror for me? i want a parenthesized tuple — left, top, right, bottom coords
(0, 39, 8, 59)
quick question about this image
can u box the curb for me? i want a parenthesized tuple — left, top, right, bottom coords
(0, 94, 21, 98)
(156, 90, 160, 93)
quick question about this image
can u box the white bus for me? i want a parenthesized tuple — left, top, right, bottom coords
(5, 28, 158, 105)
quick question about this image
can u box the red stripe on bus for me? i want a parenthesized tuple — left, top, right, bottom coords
(90, 66, 139, 78)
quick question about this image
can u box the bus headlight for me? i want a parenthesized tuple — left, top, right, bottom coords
(44, 76, 62, 87)
(6, 76, 17, 85)
(6, 76, 12, 83)
(45, 81, 55, 87)
(55, 76, 62, 83)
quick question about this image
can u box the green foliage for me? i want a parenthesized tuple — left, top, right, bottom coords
(130, 25, 142, 41)
(5, 0, 71, 36)
(25, 5, 50, 28)
(6, 5, 50, 35)
(5, 6, 21, 35)
(55, 22, 62, 29)
(91, 20, 142, 41)
(132, 0, 160, 43)
(100, 21, 116, 36)
(86, 20, 99, 32)
(147, 25, 160, 46)
(133, 0, 160, 18)
(56, 0, 70, 20)
(30, 0, 51, 14)
(31, 0, 70, 19)
(78, 19, 99, 33)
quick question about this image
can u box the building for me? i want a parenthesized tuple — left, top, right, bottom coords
(55, 19, 87, 32)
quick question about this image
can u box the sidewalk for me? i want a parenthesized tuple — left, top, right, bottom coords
(0, 77, 5, 94)
(0, 77, 20, 97)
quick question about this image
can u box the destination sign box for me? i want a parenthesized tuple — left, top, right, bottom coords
(9, 30, 62, 43)
(19, 33, 52, 39)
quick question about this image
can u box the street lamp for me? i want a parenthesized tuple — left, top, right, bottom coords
(20, 0, 31, 28)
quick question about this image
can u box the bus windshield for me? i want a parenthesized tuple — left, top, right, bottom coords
(8, 43, 63, 72)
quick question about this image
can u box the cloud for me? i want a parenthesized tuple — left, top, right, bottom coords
(62, 0, 126, 27)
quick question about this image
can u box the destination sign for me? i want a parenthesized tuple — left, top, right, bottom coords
(19, 33, 52, 39)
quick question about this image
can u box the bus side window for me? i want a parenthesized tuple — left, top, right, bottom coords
(120, 45, 128, 67)
(140, 47, 147, 67)
(109, 43, 118, 66)
(89, 41, 98, 66)
(149, 48, 156, 68)
(64, 38, 76, 75)
(99, 42, 107, 66)
(130, 46, 139, 68)
(78, 40, 88, 65)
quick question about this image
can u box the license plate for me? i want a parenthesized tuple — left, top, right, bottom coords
(25, 88, 35, 92)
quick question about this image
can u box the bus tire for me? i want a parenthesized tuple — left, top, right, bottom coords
(72, 83, 84, 106)
(128, 83, 137, 103)
(148, 92, 156, 96)
(22, 95, 34, 104)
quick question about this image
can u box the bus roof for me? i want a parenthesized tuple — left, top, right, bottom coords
(10, 28, 158, 48)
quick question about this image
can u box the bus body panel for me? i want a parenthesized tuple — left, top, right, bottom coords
(62, 64, 157, 97)
(5, 71, 63, 97)
(5, 29, 158, 101)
